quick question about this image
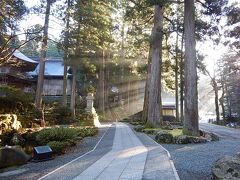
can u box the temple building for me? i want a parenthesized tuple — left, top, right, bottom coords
(0, 50, 38, 92)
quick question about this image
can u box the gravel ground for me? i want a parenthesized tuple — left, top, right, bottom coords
(162, 138, 240, 180)
(0, 124, 114, 180)
(130, 122, 240, 180)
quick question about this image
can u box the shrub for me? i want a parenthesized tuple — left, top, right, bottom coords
(86, 85, 96, 94)
(22, 131, 38, 142)
(77, 112, 95, 126)
(0, 86, 43, 128)
(0, 129, 18, 146)
(47, 141, 70, 154)
(35, 127, 98, 145)
(35, 127, 78, 145)
(83, 127, 98, 136)
(0, 86, 34, 114)
(18, 107, 42, 128)
(52, 106, 72, 125)
(74, 127, 97, 137)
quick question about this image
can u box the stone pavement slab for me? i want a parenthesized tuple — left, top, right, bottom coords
(73, 123, 148, 180)
(134, 127, 180, 180)
(38, 122, 179, 180)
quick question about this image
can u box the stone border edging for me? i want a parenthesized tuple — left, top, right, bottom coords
(37, 125, 112, 180)
(143, 133, 180, 180)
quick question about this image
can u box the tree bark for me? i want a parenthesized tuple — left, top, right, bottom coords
(147, 5, 163, 127)
(180, 30, 184, 123)
(97, 50, 105, 113)
(120, 19, 125, 103)
(175, 10, 180, 122)
(62, 65, 68, 106)
(104, 52, 110, 109)
(183, 0, 199, 136)
(127, 78, 131, 112)
(142, 47, 152, 123)
(226, 83, 232, 118)
(70, 66, 77, 119)
(213, 79, 220, 124)
(35, 0, 52, 126)
(62, 0, 71, 106)
(220, 79, 225, 122)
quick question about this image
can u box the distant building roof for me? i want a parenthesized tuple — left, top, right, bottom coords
(13, 50, 38, 64)
(30, 58, 70, 77)
(162, 90, 176, 107)
(162, 97, 175, 106)
(5, 50, 39, 72)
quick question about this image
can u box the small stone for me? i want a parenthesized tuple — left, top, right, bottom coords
(188, 136, 207, 144)
(200, 130, 220, 141)
(212, 155, 240, 180)
(0, 147, 30, 168)
(134, 125, 144, 132)
(155, 132, 173, 144)
(210, 133, 220, 141)
(143, 129, 156, 135)
(235, 152, 240, 159)
(174, 135, 189, 144)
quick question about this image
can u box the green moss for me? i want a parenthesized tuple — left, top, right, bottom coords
(169, 129, 183, 137)
(144, 122, 155, 129)
(144, 128, 182, 137)
(182, 128, 199, 137)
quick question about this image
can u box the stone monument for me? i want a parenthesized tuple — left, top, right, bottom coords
(85, 93, 101, 127)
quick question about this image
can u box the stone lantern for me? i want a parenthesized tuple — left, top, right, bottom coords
(85, 93, 100, 127)
(86, 93, 95, 113)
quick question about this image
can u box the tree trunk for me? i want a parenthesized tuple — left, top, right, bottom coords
(35, 0, 51, 126)
(97, 50, 105, 113)
(127, 78, 131, 112)
(63, 65, 68, 106)
(147, 5, 163, 127)
(120, 19, 125, 103)
(104, 52, 110, 109)
(70, 66, 77, 119)
(183, 0, 199, 136)
(175, 14, 179, 122)
(220, 80, 226, 122)
(213, 79, 220, 124)
(180, 30, 184, 123)
(142, 47, 152, 122)
(62, 0, 71, 106)
(226, 84, 232, 118)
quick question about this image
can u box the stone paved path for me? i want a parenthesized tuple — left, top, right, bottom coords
(39, 123, 179, 180)
(74, 123, 147, 180)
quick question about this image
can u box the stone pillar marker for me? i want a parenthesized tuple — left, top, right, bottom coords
(86, 93, 95, 113)
(85, 93, 101, 127)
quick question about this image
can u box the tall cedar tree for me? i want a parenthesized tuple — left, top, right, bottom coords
(183, 0, 199, 136)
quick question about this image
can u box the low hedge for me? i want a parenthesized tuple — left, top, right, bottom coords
(35, 127, 98, 146)
(35, 127, 79, 145)
(47, 141, 70, 154)
(83, 127, 98, 137)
